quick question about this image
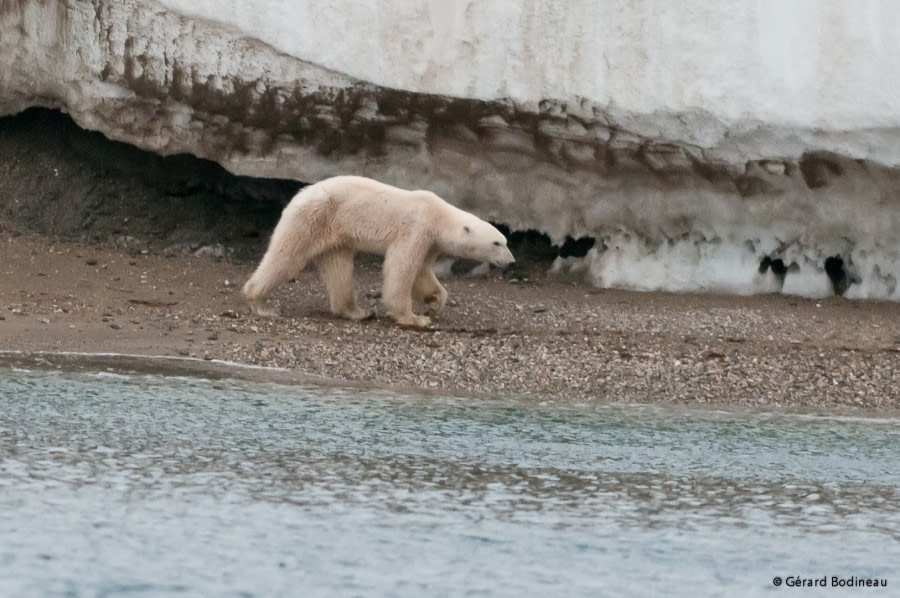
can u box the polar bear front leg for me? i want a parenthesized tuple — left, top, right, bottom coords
(382, 242, 431, 327)
(316, 247, 372, 321)
(414, 263, 448, 316)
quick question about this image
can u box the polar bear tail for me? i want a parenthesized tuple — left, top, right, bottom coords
(243, 185, 338, 306)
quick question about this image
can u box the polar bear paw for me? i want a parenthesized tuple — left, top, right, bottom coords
(422, 293, 447, 316)
(250, 301, 280, 318)
(338, 307, 375, 321)
(394, 313, 432, 327)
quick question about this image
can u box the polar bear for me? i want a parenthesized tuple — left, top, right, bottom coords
(242, 176, 515, 327)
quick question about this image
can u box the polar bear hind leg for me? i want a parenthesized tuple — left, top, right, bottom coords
(243, 200, 337, 316)
(242, 246, 299, 317)
(316, 247, 372, 320)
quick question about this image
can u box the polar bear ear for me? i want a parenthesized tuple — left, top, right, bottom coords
(463, 226, 471, 234)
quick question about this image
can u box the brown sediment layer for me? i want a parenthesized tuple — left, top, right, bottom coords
(2, 235, 897, 413)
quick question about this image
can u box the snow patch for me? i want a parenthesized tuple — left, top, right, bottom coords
(588, 233, 899, 300)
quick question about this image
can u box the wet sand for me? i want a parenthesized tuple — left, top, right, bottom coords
(1, 234, 898, 412)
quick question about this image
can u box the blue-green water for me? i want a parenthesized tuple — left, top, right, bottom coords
(0, 368, 898, 597)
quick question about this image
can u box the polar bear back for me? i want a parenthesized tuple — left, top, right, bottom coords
(284, 176, 461, 255)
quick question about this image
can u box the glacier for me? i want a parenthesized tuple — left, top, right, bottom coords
(1, 0, 898, 299)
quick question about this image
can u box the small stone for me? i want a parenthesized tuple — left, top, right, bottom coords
(117, 236, 145, 252)
(762, 161, 786, 176)
(163, 243, 192, 257)
(109, 323, 121, 330)
(193, 244, 225, 259)
(39, 317, 50, 324)
(466, 263, 491, 278)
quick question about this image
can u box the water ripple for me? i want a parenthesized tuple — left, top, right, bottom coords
(1, 368, 898, 597)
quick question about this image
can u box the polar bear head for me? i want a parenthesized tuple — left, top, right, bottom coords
(440, 211, 515, 268)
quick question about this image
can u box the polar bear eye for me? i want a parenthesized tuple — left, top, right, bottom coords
(492, 241, 501, 246)
(464, 226, 471, 234)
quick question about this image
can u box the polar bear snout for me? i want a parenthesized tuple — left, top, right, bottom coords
(491, 246, 516, 268)
(482, 230, 515, 267)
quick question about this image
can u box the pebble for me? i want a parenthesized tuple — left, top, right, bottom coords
(193, 244, 226, 259)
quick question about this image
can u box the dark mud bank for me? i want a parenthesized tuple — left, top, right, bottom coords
(0, 108, 594, 269)
(0, 108, 301, 258)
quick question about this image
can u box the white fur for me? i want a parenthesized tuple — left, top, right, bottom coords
(243, 176, 514, 326)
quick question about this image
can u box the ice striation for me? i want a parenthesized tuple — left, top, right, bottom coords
(1, 0, 898, 299)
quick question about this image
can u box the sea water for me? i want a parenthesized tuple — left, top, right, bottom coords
(0, 368, 897, 597)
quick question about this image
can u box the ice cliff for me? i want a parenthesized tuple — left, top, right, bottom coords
(2, 0, 898, 299)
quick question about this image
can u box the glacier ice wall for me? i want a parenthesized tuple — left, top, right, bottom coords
(1, 0, 898, 299)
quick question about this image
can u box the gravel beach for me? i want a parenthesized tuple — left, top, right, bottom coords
(2, 234, 897, 413)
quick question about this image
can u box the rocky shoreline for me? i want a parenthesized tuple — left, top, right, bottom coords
(2, 234, 898, 413)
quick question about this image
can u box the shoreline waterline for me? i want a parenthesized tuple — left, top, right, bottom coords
(2, 349, 899, 419)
